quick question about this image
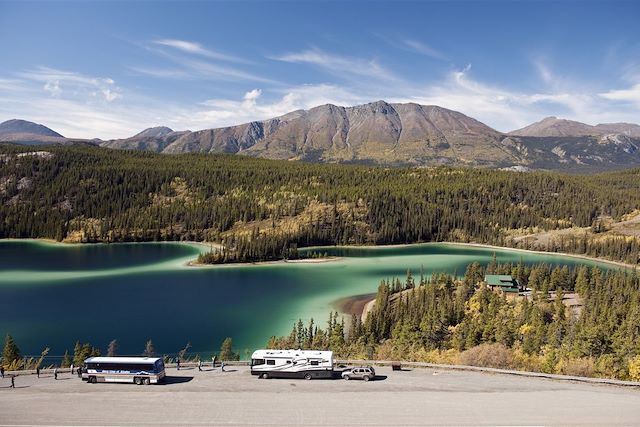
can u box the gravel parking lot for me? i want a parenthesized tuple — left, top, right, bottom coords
(1, 365, 639, 426)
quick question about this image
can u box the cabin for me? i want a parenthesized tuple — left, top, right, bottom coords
(484, 275, 520, 297)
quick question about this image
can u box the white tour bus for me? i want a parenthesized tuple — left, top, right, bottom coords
(82, 356, 166, 385)
(250, 349, 334, 380)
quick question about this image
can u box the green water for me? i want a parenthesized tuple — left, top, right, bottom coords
(0, 240, 616, 359)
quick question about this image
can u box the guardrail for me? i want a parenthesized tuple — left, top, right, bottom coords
(336, 359, 640, 387)
(3, 359, 639, 387)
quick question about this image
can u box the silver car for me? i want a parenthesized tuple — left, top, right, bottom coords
(341, 366, 375, 381)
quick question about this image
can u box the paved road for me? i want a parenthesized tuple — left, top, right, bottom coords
(1, 366, 639, 426)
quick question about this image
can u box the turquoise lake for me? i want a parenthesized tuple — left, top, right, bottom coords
(0, 240, 616, 360)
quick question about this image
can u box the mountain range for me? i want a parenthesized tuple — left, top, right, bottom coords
(2, 101, 639, 171)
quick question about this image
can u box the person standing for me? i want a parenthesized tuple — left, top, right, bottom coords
(54, 367, 58, 380)
(221, 362, 225, 372)
(36, 366, 40, 378)
(70, 364, 74, 375)
(198, 360, 202, 371)
(10, 375, 15, 388)
(77, 366, 82, 378)
(176, 358, 180, 371)
(1, 366, 4, 378)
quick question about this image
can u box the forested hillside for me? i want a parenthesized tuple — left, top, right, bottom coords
(269, 262, 640, 381)
(1, 144, 639, 264)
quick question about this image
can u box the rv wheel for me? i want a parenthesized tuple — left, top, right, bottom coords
(261, 373, 270, 379)
(89, 376, 96, 384)
(304, 373, 312, 380)
(143, 377, 151, 385)
(134, 377, 142, 385)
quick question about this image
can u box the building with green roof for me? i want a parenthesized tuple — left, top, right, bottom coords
(484, 275, 520, 294)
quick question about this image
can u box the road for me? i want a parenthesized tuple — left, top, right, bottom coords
(1, 366, 639, 426)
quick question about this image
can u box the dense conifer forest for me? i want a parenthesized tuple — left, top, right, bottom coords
(269, 261, 640, 381)
(1, 144, 639, 264)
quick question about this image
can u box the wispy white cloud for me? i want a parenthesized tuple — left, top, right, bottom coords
(177, 57, 277, 84)
(3, 49, 640, 139)
(273, 48, 398, 82)
(136, 42, 274, 83)
(127, 66, 192, 79)
(534, 60, 555, 85)
(0, 78, 25, 91)
(394, 64, 640, 131)
(599, 83, 640, 106)
(154, 38, 246, 63)
(19, 67, 122, 103)
(43, 80, 61, 96)
(402, 39, 447, 60)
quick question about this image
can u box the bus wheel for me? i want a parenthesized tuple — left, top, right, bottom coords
(143, 377, 150, 385)
(134, 377, 142, 385)
(261, 373, 269, 379)
(89, 376, 96, 384)
(304, 373, 312, 380)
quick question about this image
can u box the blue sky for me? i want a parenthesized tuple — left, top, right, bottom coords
(1, 0, 639, 138)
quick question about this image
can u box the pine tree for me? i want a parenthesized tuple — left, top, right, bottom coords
(219, 337, 239, 361)
(143, 339, 155, 357)
(2, 334, 21, 366)
(73, 341, 83, 366)
(107, 339, 118, 357)
(61, 350, 72, 368)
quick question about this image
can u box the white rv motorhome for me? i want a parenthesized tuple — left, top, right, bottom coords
(250, 349, 334, 379)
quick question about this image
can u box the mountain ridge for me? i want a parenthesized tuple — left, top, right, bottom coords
(2, 101, 640, 171)
(510, 116, 640, 138)
(0, 119, 64, 138)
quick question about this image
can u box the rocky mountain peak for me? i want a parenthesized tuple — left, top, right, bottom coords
(0, 119, 63, 138)
(132, 126, 174, 139)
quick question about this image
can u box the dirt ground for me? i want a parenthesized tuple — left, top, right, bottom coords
(1, 365, 639, 426)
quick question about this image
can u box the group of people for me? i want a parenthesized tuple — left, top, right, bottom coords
(1, 366, 16, 388)
(2, 364, 84, 389)
(3, 357, 228, 388)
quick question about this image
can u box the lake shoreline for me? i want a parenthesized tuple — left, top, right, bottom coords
(186, 256, 342, 268)
(327, 241, 638, 321)
(2, 238, 635, 356)
(2, 238, 637, 271)
(332, 293, 377, 317)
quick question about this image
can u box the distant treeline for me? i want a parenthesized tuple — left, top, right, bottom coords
(1, 144, 640, 264)
(1, 336, 240, 371)
(269, 261, 640, 381)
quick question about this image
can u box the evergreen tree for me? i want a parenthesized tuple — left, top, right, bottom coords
(107, 339, 118, 357)
(219, 337, 239, 361)
(2, 334, 21, 366)
(143, 339, 155, 357)
(61, 350, 72, 368)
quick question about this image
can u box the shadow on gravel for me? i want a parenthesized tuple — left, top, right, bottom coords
(162, 376, 194, 385)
